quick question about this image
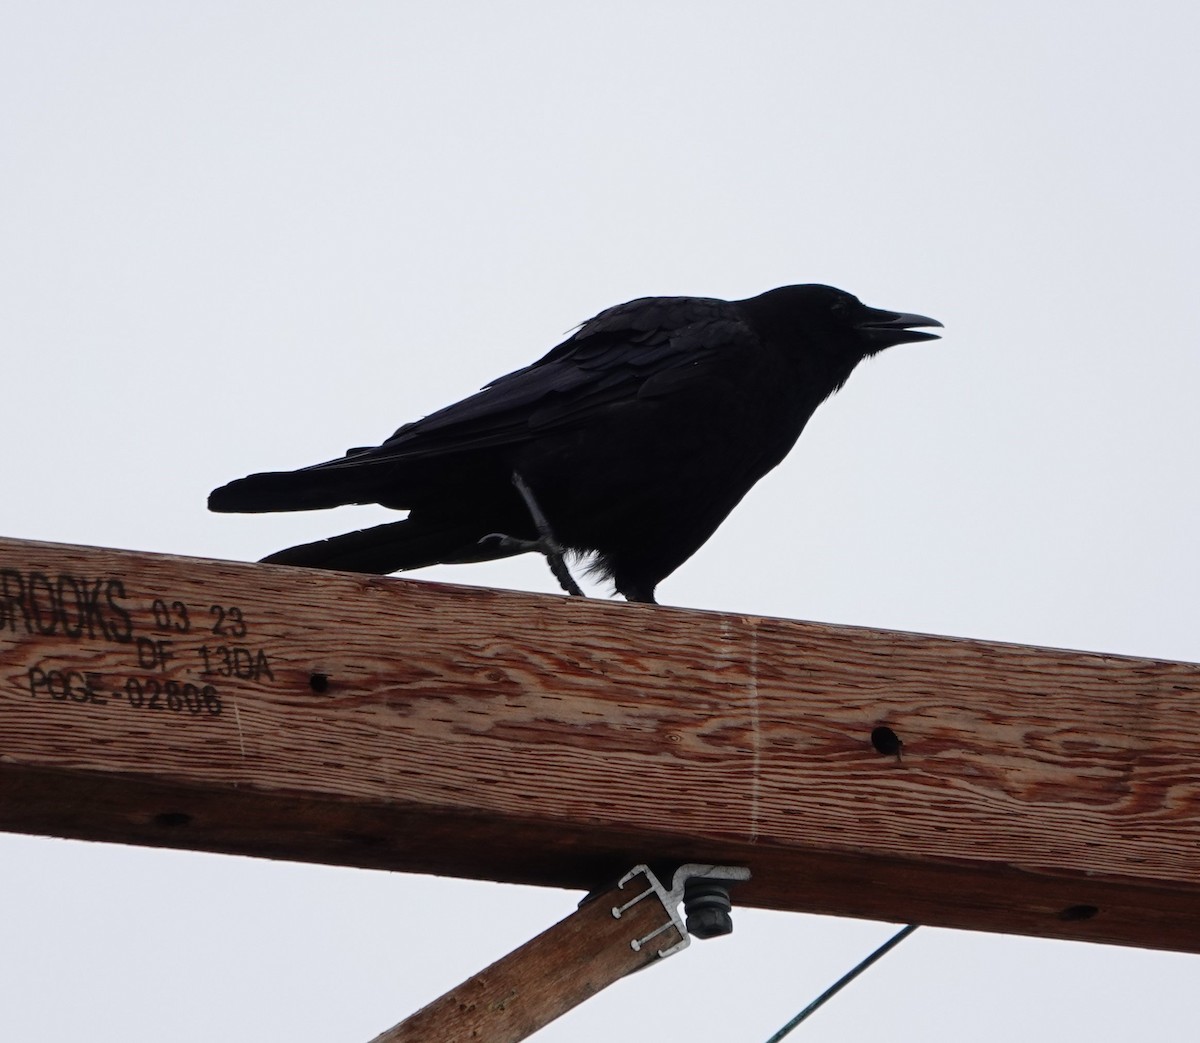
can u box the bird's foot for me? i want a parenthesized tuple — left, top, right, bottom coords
(479, 532, 562, 556)
(479, 471, 585, 598)
(480, 531, 585, 597)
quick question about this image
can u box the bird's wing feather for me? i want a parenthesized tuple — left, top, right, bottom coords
(300, 296, 752, 471)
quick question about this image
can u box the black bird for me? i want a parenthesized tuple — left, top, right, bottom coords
(209, 284, 941, 603)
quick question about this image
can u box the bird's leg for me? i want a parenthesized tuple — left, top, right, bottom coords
(481, 471, 586, 597)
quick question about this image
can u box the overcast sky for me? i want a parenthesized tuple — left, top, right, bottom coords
(3, 3, 1199, 1040)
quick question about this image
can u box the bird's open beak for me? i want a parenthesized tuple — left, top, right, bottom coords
(858, 309, 944, 348)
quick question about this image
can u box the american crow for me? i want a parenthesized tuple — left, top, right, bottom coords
(209, 284, 941, 603)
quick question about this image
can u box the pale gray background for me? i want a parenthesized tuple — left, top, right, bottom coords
(2, 2, 1198, 1040)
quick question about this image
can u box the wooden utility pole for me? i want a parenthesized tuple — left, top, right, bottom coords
(3, 536, 1200, 959)
(371, 864, 746, 1042)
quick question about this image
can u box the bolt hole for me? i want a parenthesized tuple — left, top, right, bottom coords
(1058, 904, 1100, 921)
(309, 672, 330, 693)
(871, 726, 902, 756)
(154, 812, 192, 828)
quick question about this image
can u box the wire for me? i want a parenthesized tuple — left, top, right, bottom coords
(763, 923, 920, 1041)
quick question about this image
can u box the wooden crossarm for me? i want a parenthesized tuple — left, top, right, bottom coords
(2, 537, 1200, 952)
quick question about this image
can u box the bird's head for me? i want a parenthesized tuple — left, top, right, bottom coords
(738, 284, 943, 362)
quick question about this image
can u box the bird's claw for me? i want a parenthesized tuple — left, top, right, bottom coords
(479, 532, 564, 557)
(479, 530, 584, 597)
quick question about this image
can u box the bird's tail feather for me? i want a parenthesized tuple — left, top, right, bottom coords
(208, 452, 479, 513)
(260, 517, 518, 574)
(208, 467, 401, 514)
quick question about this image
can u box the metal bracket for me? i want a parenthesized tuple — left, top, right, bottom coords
(610, 863, 752, 959)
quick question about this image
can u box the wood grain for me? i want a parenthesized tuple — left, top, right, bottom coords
(2, 537, 1200, 952)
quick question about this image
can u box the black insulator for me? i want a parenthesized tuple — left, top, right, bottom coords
(683, 878, 735, 939)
